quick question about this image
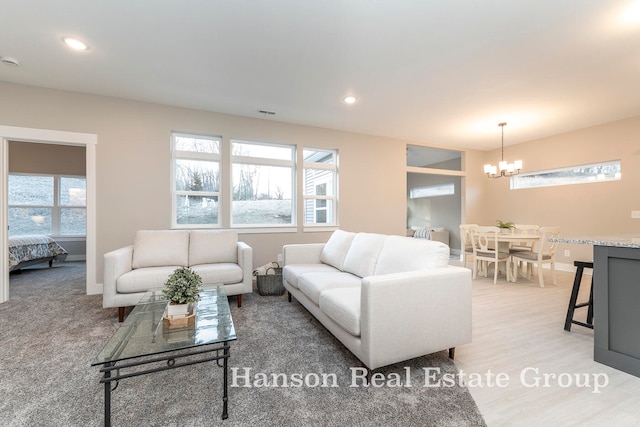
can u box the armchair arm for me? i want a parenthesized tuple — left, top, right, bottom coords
(102, 245, 134, 308)
(360, 266, 472, 369)
(282, 243, 325, 265)
(236, 241, 253, 293)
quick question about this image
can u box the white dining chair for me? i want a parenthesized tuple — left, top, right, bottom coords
(509, 224, 540, 253)
(510, 226, 560, 287)
(470, 226, 511, 284)
(459, 223, 478, 268)
(509, 224, 540, 277)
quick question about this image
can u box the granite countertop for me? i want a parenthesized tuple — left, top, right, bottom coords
(550, 235, 640, 248)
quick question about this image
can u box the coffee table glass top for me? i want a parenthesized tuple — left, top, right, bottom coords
(93, 285, 236, 366)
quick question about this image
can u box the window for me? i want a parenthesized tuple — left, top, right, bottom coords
(171, 133, 339, 230)
(172, 133, 221, 227)
(511, 160, 621, 190)
(231, 139, 295, 226)
(409, 183, 455, 199)
(8, 174, 86, 236)
(303, 148, 337, 225)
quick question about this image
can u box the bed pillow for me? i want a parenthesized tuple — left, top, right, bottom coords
(132, 230, 190, 269)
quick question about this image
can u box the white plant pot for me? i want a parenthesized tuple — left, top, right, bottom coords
(167, 303, 190, 318)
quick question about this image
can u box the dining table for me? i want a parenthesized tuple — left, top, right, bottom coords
(494, 231, 542, 282)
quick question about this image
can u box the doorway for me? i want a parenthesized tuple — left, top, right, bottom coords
(406, 144, 464, 254)
(0, 125, 97, 304)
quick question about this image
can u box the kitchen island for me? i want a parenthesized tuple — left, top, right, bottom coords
(551, 235, 640, 377)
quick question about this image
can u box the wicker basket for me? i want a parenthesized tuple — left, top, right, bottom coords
(255, 264, 284, 296)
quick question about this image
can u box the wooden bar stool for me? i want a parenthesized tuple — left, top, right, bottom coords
(564, 260, 594, 331)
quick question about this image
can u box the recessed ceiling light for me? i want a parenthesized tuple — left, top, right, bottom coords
(343, 96, 357, 104)
(63, 37, 89, 51)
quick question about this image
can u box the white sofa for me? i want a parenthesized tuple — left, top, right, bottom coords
(103, 229, 253, 321)
(283, 230, 471, 370)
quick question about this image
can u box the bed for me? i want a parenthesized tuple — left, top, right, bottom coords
(9, 235, 68, 272)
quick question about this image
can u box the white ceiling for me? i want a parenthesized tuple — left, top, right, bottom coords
(1, 1, 639, 150)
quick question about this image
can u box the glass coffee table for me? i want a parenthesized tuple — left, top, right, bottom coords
(92, 285, 236, 426)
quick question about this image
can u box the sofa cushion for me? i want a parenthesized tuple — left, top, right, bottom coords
(117, 266, 182, 293)
(374, 236, 450, 275)
(189, 230, 238, 266)
(132, 230, 190, 269)
(283, 264, 339, 289)
(342, 233, 387, 278)
(297, 272, 361, 305)
(319, 287, 361, 337)
(190, 263, 243, 285)
(320, 230, 356, 270)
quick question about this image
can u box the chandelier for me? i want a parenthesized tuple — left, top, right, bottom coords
(483, 122, 522, 178)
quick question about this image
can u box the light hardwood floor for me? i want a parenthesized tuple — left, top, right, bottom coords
(453, 262, 640, 426)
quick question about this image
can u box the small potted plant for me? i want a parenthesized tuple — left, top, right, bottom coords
(496, 220, 515, 234)
(162, 267, 203, 319)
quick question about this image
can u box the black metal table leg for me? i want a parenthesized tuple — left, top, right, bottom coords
(104, 362, 112, 427)
(222, 342, 229, 420)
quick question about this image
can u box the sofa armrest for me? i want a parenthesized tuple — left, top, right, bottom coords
(102, 245, 134, 308)
(360, 266, 472, 369)
(282, 243, 325, 265)
(237, 241, 253, 294)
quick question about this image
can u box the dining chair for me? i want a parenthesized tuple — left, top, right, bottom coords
(510, 224, 540, 253)
(470, 226, 511, 284)
(459, 224, 478, 268)
(510, 226, 560, 287)
(509, 224, 540, 277)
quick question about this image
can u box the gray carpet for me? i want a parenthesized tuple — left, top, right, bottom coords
(1, 262, 486, 426)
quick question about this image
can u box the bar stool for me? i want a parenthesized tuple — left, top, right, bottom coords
(564, 260, 594, 331)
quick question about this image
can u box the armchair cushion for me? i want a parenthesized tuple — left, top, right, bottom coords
(132, 230, 189, 269)
(117, 265, 182, 293)
(191, 263, 243, 284)
(189, 230, 238, 265)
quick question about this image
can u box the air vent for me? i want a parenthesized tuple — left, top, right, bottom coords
(258, 109, 276, 116)
(1, 56, 20, 67)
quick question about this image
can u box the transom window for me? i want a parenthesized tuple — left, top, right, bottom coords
(511, 160, 621, 190)
(8, 174, 86, 236)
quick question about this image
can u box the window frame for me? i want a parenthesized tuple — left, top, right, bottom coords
(171, 132, 222, 229)
(510, 160, 622, 190)
(303, 148, 338, 228)
(170, 132, 339, 232)
(230, 138, 296, 229)
(8, 172, 87, 237)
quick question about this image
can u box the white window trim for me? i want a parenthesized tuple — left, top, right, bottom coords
(171, 132, 222, 228)
(511, 159, 621, 190)
(230, 139, 296, 228)
(8, 172, 87, 237)
(303, 148, 338, 227)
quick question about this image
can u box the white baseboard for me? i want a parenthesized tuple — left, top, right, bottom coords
(88, 282, 103, 295)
